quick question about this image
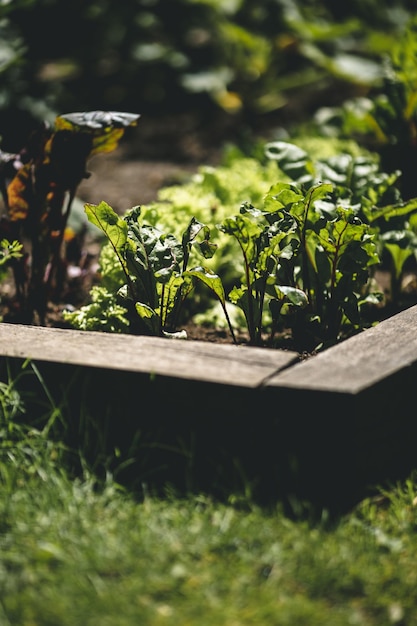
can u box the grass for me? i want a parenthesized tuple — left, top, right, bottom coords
(1, 369, 417, 625)
(2, 452, 417, 624)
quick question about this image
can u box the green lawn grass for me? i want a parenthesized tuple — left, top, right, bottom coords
(1, 457, 417, 626)
(1, 367, 416, 626)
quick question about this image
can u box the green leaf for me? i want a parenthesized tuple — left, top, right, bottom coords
(55, 111, 140, 155)
(185, 267, 226, 306)
(182, 218, 217, 262)
(63, 286, 130, 333)
(384, 242, 415, 279)
(219, 214, 264, 264)
(264, 141, 314, 183)
(0, 238, 23, 266)
(306, 182, 334, 206)
(257, 230, 290, 273)
(85, 201, 127, 252)
(228, 285, 246, 305)
(276, 285, 309, 307)
(182, 216, 207, 244)
(265, 182, 305, 210)
(135, 301, 160, 334)
(150, 235, 183, 284)
(364, 197, 417, 223)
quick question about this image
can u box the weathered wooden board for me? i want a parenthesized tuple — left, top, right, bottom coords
(0, 323, 299, 388)
(267, 304, 417, 394)
(1, 307, 416, 511)
(262, 304, 417, 509)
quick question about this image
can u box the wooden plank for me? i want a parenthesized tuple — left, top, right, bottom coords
(0, 322, 302, 507)
(1, 308, 415, 511)
(261, 305, 417, 508)
(266, 304, 417, 394)
(0, 323, 299, 388)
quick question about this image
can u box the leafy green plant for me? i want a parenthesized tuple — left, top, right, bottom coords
(0, 110, 139, 323)
(3, 0, 412, 137)
(265, 141, 417, 306)
(140, 151, 282, 289)
(312, 15, 417, 200)
(0, 237, 23, 280)
(65, 201, 236, 341)
(219, 181, 380, 350)
(66, 138, 417, 352)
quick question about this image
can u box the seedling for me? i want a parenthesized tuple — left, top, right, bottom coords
(219, 181, 381, 350)
(73, 201, 237, 341)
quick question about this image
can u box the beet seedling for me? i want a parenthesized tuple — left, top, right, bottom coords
(81, 201, 236, 341)
(220, 181, 381, 351)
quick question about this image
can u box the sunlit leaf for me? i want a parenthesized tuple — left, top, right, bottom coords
(84, 201, 129, 276)
(55, 111, 140, 156)
(185, 266, 226, 305)
(276, 285, 308, 307)
(182, 217, 217, 261)
(264, 141, 314, 183)
(135, 301, 160, 334)
(56, 110, 140, 131)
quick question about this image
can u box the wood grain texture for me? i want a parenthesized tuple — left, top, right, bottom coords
(267, 304, 417, 394)
(0, 323, 299, 388)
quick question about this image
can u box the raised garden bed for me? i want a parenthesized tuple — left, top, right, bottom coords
(1, 303, 417, 512)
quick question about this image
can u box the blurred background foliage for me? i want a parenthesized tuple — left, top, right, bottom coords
(0, 0, 415, 154)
